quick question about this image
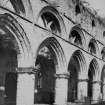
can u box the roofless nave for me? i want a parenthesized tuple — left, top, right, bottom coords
(0, 0, 105, 105)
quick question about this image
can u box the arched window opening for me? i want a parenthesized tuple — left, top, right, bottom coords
(75, 4, 81, 15)
(69, 26, 86, 48)
(70, 30, 82, 46)
(88, 42, 96, 54)
(38, 11, 61, 34)
(88, 39, 98, 55)
(10, 0, 25, 14)
(92, 20, 95, 27)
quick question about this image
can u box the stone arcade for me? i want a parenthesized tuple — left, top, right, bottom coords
(0, 0, 105, 105)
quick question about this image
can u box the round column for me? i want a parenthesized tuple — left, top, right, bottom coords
(16, 67, 35, 105)
(54, 73, 69, 105)
(77, 79, 88, 102)
(92, 81, 101, 104)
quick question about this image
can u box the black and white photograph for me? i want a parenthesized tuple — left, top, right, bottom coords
(0, 0, 105, 105)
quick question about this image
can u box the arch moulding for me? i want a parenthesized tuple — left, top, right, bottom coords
(0, 13, 33, 69)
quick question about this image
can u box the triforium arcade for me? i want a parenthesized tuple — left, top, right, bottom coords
(0, 0, 105, 105)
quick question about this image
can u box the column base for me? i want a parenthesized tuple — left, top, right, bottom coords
(53, 103, 67, 105)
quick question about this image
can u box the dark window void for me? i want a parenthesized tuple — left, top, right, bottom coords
(41, 12, 61, 34)
(70, 30, 82, 46)
(92, 20, 95, 27)
(0, 38, 17, 105)
(88, 66, 95, 101)
(34, 47, 55, 104)
(5, 72, 17, 105)
(103, 31, 105, 37)
(88, 42, 96, 54)
(10, 0, 25, 14)
(68, 57, 79, 102)
(75, 4, 81, 15)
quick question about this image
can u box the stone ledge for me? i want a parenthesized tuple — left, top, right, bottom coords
(55, 73, 70, 79)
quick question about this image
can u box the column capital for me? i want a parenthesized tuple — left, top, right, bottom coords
(92, 81, 101, 85)
(55, 72, 70, 79)
(17, 67, 38, 74)
(78, 78, 88, 82)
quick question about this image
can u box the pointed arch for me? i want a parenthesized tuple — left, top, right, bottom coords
(69, 26, 86, 48)
(88, 58, 99, 100)
(37, 6, 66, 37)
(0, 13, 32, 105)
(88, 39, 99, 56)
(34, 37, 67, 104)
(10, 0, 25, 14)
(69, 50, 86, 75)
(67, 50, 86, 102)
(36, 37, 67, 72)
(0, 13, 32, 67)
(88, 58, 99, 80)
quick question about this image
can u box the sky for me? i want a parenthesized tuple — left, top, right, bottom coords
(84, 0, 105, 18)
